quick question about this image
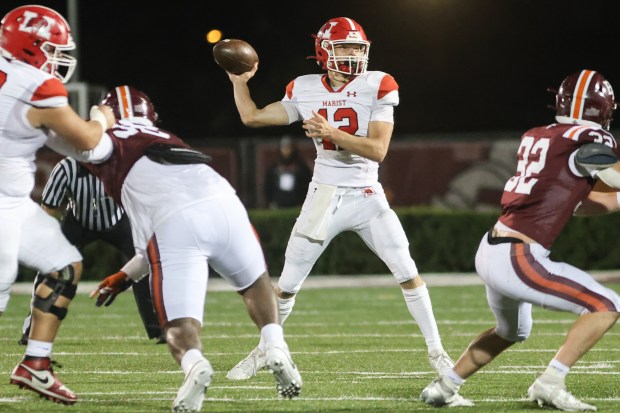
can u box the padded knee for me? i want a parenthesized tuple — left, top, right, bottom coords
(32, 266, 77, 320)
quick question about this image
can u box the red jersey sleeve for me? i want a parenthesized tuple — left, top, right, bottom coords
(378, 74, 398, 100)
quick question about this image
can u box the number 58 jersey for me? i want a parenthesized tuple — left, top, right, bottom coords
(280, 71, 399, 187)
(499, 123, 618, 249)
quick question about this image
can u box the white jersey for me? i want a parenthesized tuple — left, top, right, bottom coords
(121, 157, 236, 254)
(281, 71, 399, 187)
(0, 57, 68, 199)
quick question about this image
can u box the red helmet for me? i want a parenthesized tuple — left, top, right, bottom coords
(0, 5, 76, 83)
(100, 85, 159, 124)
(555, 69, 616, 130)
(313, 17, 370, 76)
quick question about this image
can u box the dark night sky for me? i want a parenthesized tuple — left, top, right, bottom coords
(3, 0, 620, 140)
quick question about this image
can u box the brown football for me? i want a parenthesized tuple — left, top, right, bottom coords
(213, 39, 258, 75)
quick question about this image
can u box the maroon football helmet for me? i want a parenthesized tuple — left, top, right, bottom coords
(0, 5, 76, 83)
(313, 17, 370, 76)
(100, 85, 159, 123)
(555, 69, 616, 130)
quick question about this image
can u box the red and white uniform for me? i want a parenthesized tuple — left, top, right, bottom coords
(476, 122, 620, 342)
(84, 119, 266, 324)
(276, 71, 418, 293)
(281, 71, 398, 187)
(0, 58, 81, 311)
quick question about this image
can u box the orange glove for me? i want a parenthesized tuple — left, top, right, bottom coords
(89, 271, 133, 307)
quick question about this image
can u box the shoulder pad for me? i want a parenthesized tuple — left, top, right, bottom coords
(575, 143, 618, 168)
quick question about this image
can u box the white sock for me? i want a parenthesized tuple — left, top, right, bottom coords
(402, 284, 443, 351)
(541, 359, 570, 384)
(25, 339, 53, 358)
(180, 349, 205, 375)
(259, 323, 285, 351)
(277, 296, 296, 324)
(446, 369, 466, 386)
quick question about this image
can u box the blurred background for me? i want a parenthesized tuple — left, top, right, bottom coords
(4, 0, 620, 209)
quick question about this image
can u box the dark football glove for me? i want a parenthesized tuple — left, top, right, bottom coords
(89, 271, 133, 307)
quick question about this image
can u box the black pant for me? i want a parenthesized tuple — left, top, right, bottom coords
(25, 213, 162, 340)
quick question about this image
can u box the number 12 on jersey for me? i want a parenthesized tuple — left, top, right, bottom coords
(316, 108, 359, 150)
(504, 136, 549, 195)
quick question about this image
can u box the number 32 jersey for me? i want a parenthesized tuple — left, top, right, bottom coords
(280, 71, 399, 187)
(499, 123, 618, 249)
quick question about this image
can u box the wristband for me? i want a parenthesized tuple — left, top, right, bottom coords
(121, 254, 150, 282)
(89, 105, 108, 131)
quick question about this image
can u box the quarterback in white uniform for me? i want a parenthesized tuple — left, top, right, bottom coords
(225, 16, 453, 380)
(0, 5, 115, 405)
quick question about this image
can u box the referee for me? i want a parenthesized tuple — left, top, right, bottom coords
(20, 157, 163, 344)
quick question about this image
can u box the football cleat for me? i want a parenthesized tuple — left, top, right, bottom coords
(528, 378, 597, 412)
(265, 343, 302, 399)
(10, 356, 77, 405)
(420, 376, 474, 407)
(172, 358, 213, 412)
(226, 346, 266, 380)
(428, 349, 455, 377)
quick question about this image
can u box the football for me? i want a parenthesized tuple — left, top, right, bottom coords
(212, 39, 258, 75)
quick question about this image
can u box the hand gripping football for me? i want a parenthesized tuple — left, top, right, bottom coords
(213, 39, 259, 75)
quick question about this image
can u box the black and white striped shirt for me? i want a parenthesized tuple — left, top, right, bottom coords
(41, 157, 124, 231)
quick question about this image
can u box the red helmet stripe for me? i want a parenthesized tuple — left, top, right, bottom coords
(571, 70, 594, 120)
(115, 85, 132, 119)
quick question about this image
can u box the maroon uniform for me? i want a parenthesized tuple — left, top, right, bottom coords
(499, 123, 617, 249)
(83, 120, 192, 204)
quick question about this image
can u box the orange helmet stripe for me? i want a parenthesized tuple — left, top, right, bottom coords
(115, 85, 132, 119)
(571, 70, 594, 120)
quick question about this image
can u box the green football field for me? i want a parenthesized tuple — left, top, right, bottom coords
(1, 281, 619, 412)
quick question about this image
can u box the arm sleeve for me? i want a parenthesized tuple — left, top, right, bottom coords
(28, 78, 68, 108)
(370, 74, 399, 123)
(46, 132, 113, 163)
(280, 80, 302, 124)
(280, 101, 302, 124)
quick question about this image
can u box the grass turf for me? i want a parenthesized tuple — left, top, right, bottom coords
(0, 281, 618, 412)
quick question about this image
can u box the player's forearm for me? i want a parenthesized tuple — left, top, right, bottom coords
(232, 82, 262, 127)
(328, 129, 388, 162)
(574, 191, 620, 216)
(47, 132, 113, 163)
(232, 82, 289, 127)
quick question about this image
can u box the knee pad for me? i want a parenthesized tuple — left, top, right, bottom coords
(32, 266, 77, 320)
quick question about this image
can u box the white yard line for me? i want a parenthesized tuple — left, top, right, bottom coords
(10, 270, 620, 295)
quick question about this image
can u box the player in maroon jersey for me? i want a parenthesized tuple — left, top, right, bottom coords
(421, 70, 620, 411)
(67, 85, 303, 411)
